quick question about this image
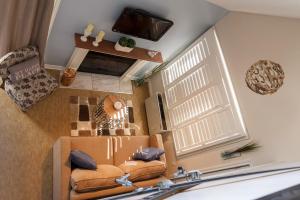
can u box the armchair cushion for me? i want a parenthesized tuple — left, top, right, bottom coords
(118, 160, 166, 182)
(71, 165, 125, 193)
(5, 68, 58, 111)
(8, 56, 41, 83)
(0, 46, 39, 79)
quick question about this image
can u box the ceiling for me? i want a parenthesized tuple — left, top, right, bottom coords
(45, 0, 227, 77)
(206, 0, 300, 19)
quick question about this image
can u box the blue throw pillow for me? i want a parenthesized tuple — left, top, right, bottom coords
(70, 150, 97, 170)
(133, 147, 165, 162)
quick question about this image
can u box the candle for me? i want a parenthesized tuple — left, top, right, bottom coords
(93, 31, 106, 46)
(114, 101, 122, 110)
(96, 31, 105, 42)
(86, 23, 94, 33)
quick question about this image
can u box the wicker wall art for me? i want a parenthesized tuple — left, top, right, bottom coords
(245, 60, 285, 95)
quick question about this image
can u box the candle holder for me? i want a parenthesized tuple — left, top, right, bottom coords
(148, 50, 158, 58)
(92, 40, 100, 47)
(80, 30, 91, 42)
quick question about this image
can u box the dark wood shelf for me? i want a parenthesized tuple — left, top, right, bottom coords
(74, 33, 163, 63)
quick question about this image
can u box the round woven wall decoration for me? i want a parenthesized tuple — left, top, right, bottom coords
(245, 60, 285, 95)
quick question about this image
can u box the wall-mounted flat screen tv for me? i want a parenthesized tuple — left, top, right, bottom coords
(112, 7, 174, 42)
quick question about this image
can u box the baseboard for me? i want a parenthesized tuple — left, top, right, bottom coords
(44, 64, 65, 71)
(200, 160, 252, 174)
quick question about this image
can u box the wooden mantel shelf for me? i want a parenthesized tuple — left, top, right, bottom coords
(74, 33, 163, 63)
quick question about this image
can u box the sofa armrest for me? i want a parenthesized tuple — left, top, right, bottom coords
(53, 137, 71, 200)
(149, 134, 166, 164)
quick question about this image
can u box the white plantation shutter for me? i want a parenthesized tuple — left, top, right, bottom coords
(162, 28, 246, 156)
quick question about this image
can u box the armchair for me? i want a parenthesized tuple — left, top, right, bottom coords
(0, 46, 58, 111)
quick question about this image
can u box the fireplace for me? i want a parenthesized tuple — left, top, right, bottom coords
(78, 51, 137, 76)
(65, 33, 163, 81)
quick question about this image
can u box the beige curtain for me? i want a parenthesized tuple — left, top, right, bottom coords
(0, 0, 54, 63)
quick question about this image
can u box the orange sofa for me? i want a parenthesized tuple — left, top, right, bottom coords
(53, 135, 167, 200)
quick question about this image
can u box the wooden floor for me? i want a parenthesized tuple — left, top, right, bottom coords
(0, 71, 149, 200)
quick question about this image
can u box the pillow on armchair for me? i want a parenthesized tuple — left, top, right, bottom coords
(0, 46, 39, 79)
(7, 56, 41, 83)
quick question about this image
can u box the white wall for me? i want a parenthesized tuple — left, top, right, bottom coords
(150, 12, 300, 171)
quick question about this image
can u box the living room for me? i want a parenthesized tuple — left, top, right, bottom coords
(1, 0, 300, 200)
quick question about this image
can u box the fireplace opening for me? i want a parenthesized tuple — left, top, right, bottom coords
(78, 51, 137, 76)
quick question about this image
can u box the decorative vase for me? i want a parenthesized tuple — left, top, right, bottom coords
(114, 41, 134, 53)
(61, 68, 76, 86)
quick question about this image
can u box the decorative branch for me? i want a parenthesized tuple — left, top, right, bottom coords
(134, 61, 169, 87)
(221, 142, 260, 160)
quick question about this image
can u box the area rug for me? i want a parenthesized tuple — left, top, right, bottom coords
(69, 96, 135, 136)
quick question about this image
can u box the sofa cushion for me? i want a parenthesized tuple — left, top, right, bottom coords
(70, 150, 97, 170)
(70, 177, 166, 200)
(118, 160, 166, 182)
(71, 164, 125, 193)
(133, 147, 165, 162)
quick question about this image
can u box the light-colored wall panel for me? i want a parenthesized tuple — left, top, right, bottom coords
(151, 12, 300, 172)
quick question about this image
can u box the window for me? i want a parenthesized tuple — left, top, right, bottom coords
(162, 27, 246, 156)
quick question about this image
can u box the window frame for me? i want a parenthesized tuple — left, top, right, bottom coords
(162, 27, 247, 156)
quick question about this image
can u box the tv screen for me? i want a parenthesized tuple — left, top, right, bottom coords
(112, 7, 173, 41)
